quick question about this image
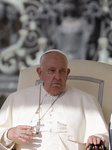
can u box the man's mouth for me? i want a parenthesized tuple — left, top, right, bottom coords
(53, 83, 61, 86)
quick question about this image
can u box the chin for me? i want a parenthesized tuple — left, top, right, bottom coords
(50, 87, 63, 96)
(51, 92, 62, 96)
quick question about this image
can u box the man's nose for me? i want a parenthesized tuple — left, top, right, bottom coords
(54, 72, 61, 80)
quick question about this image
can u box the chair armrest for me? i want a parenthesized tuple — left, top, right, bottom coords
(89, 141, 106, 150)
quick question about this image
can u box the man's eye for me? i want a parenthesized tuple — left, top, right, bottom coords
(50, 70, 55, 72)
(48, 69, 55, 74)
(60, 70, 65, 74)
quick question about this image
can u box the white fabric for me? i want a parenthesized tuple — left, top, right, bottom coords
(3, 130, 13, 146)
(16, 86, 80, 150)
(0, 84, 108, 150)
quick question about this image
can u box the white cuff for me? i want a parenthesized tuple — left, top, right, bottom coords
(3, 129, 13, 146)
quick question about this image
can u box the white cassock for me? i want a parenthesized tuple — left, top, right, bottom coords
(0, 84, 108, 150)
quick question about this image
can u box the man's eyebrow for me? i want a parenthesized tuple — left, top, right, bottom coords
(48, 67, 55, 69)
(60, 68, 66, 70)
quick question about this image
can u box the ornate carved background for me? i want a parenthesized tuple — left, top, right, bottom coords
(0, 0, 112, 107)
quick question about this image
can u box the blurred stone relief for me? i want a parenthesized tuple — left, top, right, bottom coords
(0, 0, 112, 107)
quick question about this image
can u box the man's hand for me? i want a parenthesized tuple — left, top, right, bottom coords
(7, 125, 34, 143)
(85, 135, 105, 149)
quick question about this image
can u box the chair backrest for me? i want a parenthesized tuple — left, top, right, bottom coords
(17, 59, 112, 124)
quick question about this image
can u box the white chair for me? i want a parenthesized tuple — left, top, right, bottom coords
(17, 59, 112, 149)
(18, 59, 112, 125)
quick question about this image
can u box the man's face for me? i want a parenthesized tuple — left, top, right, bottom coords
(37, 52, 70, 95)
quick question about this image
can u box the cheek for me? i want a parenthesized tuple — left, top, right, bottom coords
(40, 72, 47, 80)
(42, 75, 53, 85)
(62, 75, 68, 81)
(62, 77, 67, 86)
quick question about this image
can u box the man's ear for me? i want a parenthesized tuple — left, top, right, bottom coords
(67, 68, 70, 75)
(36, 67, 42, 79)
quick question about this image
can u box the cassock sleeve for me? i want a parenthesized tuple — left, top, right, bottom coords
(0, 94, 15, 149)
(61, 86, 108, 145)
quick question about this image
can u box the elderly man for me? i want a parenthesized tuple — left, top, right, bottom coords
(0, 50, 108, 150)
